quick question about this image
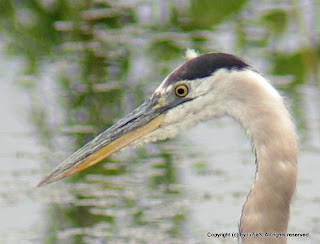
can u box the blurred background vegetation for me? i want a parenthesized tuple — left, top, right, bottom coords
(0, 0, 319, 243)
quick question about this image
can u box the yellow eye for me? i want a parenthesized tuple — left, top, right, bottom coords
(174, 84, 189, 97)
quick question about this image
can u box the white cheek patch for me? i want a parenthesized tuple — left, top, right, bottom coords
(135, 94, 226, 146)
(188, 76, 217, 97)
(135, 73, 230, 146)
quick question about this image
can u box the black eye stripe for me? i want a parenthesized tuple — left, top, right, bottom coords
(164, 53, 249, 87)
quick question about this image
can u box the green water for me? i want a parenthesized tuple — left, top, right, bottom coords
(0, 1, 319, 243)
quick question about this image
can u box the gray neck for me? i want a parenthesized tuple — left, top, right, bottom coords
(223, 70, 298, 243)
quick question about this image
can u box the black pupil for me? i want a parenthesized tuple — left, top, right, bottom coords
(177, 88, 185, 95)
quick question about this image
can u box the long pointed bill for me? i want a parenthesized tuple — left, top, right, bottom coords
(37, 98, 165, 187)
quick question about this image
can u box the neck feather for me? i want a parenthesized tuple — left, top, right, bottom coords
(224, 70, 298, 243)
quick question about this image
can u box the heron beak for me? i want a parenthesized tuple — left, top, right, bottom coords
(37, 98, 165, 187)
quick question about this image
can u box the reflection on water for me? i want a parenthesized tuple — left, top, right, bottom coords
(0, 1, 320, 243)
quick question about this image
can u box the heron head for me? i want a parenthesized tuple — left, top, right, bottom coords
(37, 51, 249, 186)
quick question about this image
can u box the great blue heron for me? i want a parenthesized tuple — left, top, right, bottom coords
(38, 50, 298, 244)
